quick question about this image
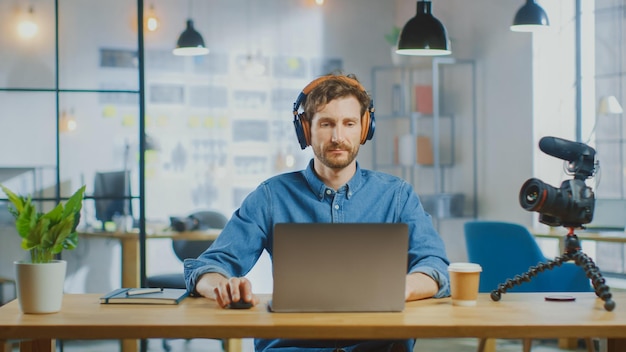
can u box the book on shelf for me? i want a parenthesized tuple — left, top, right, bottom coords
(100, 288, 189, 305)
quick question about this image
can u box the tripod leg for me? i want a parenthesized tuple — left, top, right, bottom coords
(570, 250, 615, 311)
(490, 256, 567, 299)
(490, 248, 615, 311)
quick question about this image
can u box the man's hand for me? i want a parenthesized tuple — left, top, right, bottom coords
(405, 272, 438, 301)
(196, 273, 259, 308)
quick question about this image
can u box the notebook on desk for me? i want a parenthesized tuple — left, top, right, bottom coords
(268, 223, 409, 313)
(586, 199, 626, 231)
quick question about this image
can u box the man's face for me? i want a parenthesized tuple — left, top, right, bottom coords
(310, 96, 362, 170)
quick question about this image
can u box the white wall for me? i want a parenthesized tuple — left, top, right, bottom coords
(427, 0, 536, 226)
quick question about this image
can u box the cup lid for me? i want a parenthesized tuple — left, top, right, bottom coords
(448, 262, 482, 272)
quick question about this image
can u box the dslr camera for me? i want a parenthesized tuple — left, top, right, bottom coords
(519, 136, 597, 228)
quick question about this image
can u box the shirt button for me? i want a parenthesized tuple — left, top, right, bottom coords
(334, 205, 339, 210)
(326, 189, 332, 195)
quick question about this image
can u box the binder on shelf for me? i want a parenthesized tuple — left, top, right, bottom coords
(416, 135, 434, 165)
(393, 135, 434, 166)
(414, 85, 433, 114)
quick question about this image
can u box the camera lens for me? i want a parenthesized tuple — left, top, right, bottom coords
(519, 178, 556, 212)
(524, 184, 540, 205)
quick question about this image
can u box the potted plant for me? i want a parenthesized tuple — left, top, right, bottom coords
(385, 26, 405, 65)
(385, 26, 401, 48)
(1, 184, 86, 313)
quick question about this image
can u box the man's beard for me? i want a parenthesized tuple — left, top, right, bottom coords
(313, 142, 359, 169)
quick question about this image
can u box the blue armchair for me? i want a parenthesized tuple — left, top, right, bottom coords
(464, 221, 592, 293)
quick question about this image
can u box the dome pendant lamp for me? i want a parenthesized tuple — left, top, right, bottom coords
(510, 0, 550, 33)
(173, 19, 209, 56)
(396, 0, 451, 56)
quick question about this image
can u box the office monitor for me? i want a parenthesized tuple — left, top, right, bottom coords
(93, 170, 132, 229)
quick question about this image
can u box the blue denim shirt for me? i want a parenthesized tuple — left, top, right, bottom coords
(184, 160, 450, 352)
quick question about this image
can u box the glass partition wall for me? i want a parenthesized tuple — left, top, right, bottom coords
(0, 0, 146, 290)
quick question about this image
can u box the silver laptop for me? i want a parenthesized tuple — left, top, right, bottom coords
(269, 223, 409, 312)
(587, 199, 626, 231)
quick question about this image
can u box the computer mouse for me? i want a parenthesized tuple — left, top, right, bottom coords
(226, 300, 254, 309)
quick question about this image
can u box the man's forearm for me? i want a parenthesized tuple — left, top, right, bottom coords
(405, 272, 438, 301)
(195, 272, 228, 299)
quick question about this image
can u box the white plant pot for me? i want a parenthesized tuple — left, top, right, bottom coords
(14, 260, 67, 314)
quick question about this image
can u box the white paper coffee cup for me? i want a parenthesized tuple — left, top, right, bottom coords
(448, 262, 482, 306)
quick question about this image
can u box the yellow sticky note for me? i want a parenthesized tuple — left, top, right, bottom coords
(204, 116, 215, 128)
(188, 116, 201, 128)
(102, 105, 117, 118)
(157, 115, 169, 127)
(217, 116, 229, 128)
(122, 114, 137, 127)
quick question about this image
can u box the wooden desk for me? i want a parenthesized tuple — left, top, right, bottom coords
(80, 228, 221, 288)
(1, 292, 626, 352)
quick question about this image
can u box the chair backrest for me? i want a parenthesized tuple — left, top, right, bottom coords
(464, 221, 592, 293)
(171, 210, 228, 262)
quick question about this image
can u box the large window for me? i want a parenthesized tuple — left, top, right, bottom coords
(531, 1, 626, 279)
(592, 0, 625, 199)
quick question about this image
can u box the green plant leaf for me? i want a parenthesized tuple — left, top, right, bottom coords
(63, 231, 79, 251)
(46, 216, 75, 254)
(42, 203, 64, 224)
(23, 217, 50, 250)
(1, 184, 26, 214)
(62, 185, 86, 218)
(14, 201, 36, 239)
(385, 26, 402, 46)
(63, 185, 86, 233)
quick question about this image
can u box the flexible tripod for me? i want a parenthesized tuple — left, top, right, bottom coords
(490, 227, 616, 311)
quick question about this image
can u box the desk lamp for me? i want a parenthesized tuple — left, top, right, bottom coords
(585, 95, 623, 144)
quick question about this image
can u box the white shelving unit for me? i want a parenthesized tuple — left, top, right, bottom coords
(370, 58, 477, 227)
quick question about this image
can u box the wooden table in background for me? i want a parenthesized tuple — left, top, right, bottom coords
(1, 292, 626, 352)
(79, 228, 221, 288)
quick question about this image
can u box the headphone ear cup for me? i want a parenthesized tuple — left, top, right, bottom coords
(360, 112, 370, 145)
(366, 104, 376, 141)
(293, 113, 309, 149)
(360, 101, 376, 145)
(367, 117, 375, 141)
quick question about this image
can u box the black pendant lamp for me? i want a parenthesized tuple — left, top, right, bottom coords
(173, 19, 209, 56)
(510, 0, 550, 32)
(396, 0, 451, 56)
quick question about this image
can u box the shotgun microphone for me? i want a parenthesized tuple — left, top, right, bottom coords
(538, 136, 596, 162)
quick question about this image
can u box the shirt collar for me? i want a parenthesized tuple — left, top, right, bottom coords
(302, 159, 362, 200)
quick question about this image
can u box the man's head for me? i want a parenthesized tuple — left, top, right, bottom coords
(292, 74, 375, 150)
(292, 74, 374, 170)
